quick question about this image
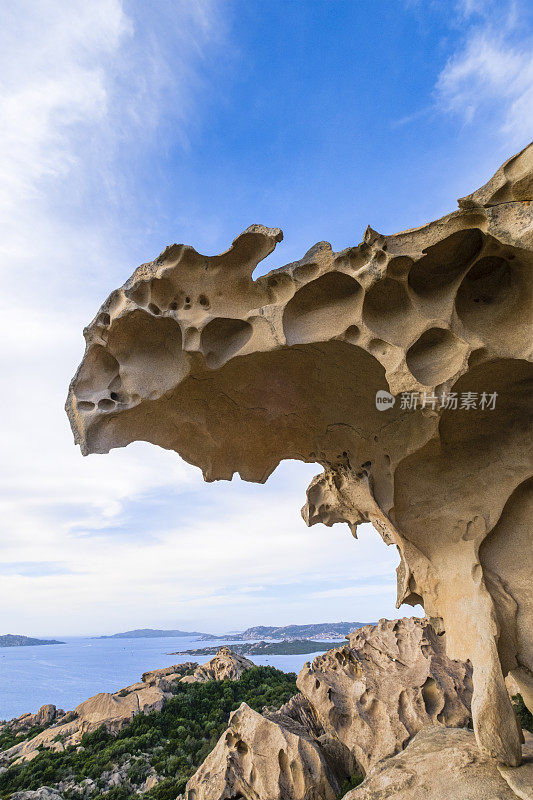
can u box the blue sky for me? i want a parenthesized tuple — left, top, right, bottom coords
(0, 0, 531, 635)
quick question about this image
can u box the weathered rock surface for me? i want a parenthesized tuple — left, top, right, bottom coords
(184, 621, 477, 799)
(2, 661, 196, 765)
(184, 702, 347, 800)
(180, 646, 254, 683)
(10, 789, 64, 800)
(297, 617, 473, 774)
(67, 144, 533, 766)
(142, 661, 197, 683)
(10, 705, 62, 731)
(343, 726, 533, 800)
(73, 684, 166, 732)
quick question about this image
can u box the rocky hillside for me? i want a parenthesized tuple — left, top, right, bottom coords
(3, 622, 531, 800)
(0, 649, 289, 799)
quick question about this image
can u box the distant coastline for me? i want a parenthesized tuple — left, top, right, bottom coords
(0, 635, 64, 648)
(92, 628, 215, 640)
(94, 621, 371, 642)
(168, 639, 342, 656)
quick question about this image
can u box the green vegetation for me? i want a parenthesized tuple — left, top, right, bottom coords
(0, 666, 297, 800)
(512, 693, 533, 734)
(338, 773, 364, 796)
(0, 724, 46, 752)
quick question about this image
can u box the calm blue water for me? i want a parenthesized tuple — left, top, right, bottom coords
(0, 636, 324, 721)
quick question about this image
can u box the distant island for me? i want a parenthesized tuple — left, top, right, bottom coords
(0, 634, 64, 648)
(169, 639, 342, 656)
(96, 622, 371, 642)
(197, 621, 371, 641)
(93, 628, 215, 640)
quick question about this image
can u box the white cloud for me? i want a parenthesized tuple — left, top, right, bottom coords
(436, 5, 533, 146)
(0, 0, 408, 637)
(0, 0, 233, 634)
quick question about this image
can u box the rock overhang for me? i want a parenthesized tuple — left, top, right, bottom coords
(66, 143, 533, 767)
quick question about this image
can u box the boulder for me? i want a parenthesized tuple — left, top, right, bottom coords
(297, 617, 473, 773)
(185, 702, 346, 800)
(343, 726, 533, 800)
(142, 662, 197, 683)
(74, 684, 167, 733)
(12, 705, 58, 731)
(181, 647, 254, 683)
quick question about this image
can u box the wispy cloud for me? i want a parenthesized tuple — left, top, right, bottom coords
(0, 562, 78, 577)
(0, 0, 231, 634)
(435, 1, 533, 145)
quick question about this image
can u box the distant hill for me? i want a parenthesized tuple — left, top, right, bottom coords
(94, 628, 215, 640)
(169, 639, 341, 656)
(197, 622, 371, 641)
(0, 634, 64, 648)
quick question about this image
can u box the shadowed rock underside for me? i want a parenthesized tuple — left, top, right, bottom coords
(67, 144, 533, 767)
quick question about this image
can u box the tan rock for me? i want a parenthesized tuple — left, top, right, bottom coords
(74, 684, 166, 732)
(12, 705, 59, 731)
(141, 662, 197, 683)
(66, 145, 533, 766)
(297, 617, 472, 774)
(181, 647, 254, 683)
(343, 726, 532, 800)
(5, 718, 80, 763)
(185, 702, 345, 800)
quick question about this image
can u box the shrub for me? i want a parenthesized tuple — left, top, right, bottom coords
(0, 666, 297, 798)
(512, 694, 533, 733)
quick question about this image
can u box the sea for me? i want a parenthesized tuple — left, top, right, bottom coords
(0, 635, 327, 721)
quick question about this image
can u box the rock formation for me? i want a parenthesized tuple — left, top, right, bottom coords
(66, 144, 533, 767)
(2, 653, 251, 768)
(10, 705, 61, 731)
(343, 727, 533, 800)
(180, 646, 254, 683)
(184, 702, 346, 800)
(297, 617, 473, 773)
(185, 620, 476, 799)
(141, 662, 197, 683)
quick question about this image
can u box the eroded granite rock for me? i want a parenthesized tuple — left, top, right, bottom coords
(180, 646, 254, 683)
(343, 726, 533, 800)
(184, 702, 347, 800)
(297, 617, 473, 774)
(67, 144, 533, 766)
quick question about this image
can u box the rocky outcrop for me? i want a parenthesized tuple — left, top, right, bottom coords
(73, 684, 166, 733)
(297, 617, 473, 773)
(343, 726, 533, 800)
(184, 620, 477, 800)
(180, 646, 254, 683)
(142, 662, 196, 683)
(1, 661, 196, 765)
(184, 702, 347, 800)
(10, 789, 64, 800)
(10, 705, 62, 731)
(66, 145, 533, 768)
